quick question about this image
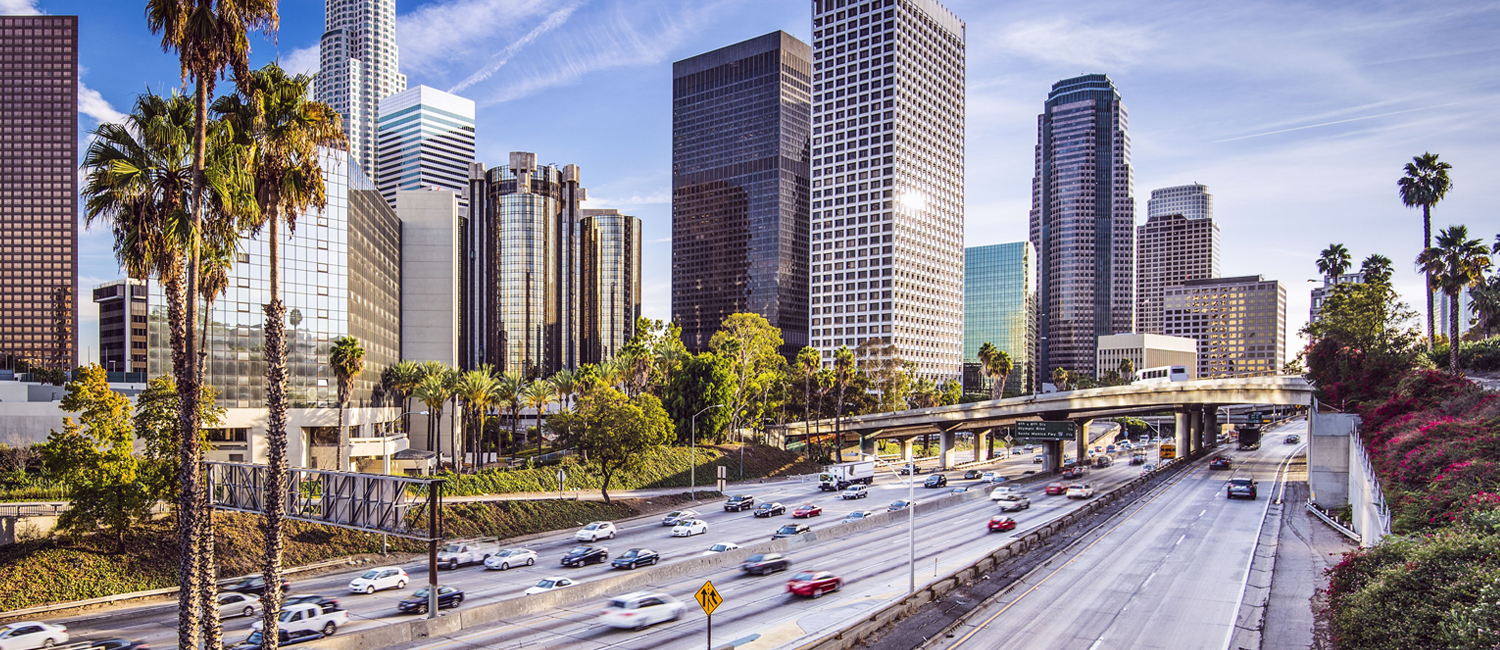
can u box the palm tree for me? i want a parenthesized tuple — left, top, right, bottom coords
(413, 373, 451, 465)
(987, 348, 1013, 400)
(832, 346, 855, 462)
(455, 370, 496, 469)
(1316, 243, 1352, 281)
(492, 373, 524, 454)
(1118, 358, 1135, 382)
(1051, 367, 1071, 391)
(520, 380, 556, 456)
(549, 369, 578, 413)
(977, 342, 998, 398)
(1360, 254, 1394, 287)
(329, 336, 365, 471)
(815, 368, 835, 460)
(796, 347, 820, 423)
(1399, 153, 1455, 350)
(1469, 274, 1500, 340)
(1417, 225, 1493, 373)
(417, 361, 448, 450)
(385, 360, 423, 441)
(443, 368, 463, 471)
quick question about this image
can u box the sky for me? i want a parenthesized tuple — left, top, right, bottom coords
(13, 0, 1500, 366)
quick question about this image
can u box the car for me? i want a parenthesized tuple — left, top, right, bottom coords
(898, 464, 922, 475)
(598, 592, 685, 630)
(671, 519, 708, 537)
(1093, 446, 1103, 454)
(923, 474, 948, 488)
(981, 471, 1006, 484)
(1023, 470, 1038, 475)
(950, 486, 970, 495)
(1032, 455, 1044, 464)
(1285, 434, 1301, 444)
(1066, 484, 1095, 499)
(484, 548, 538, 571)
(988, 515, 1017, 532)
(1106, 445, 1117, 453)
(218, 591, 262, 619)
(224, 576, 290, 599)
(841, 484, 869, 500)
(741, 553, 791, 575)
(842, 510, 874, 522)
(1209, 456, 1232, 470)
(661, 510, 699, 526)
(786, 571, 843, 598)
(0, 622, 68, 650)
(989, 486, 1019, 500)
(772, 523, 811, 540)
(575, 521, 617, 542)
(792, 504, 823, 518)
(82, 640, 147, 650)
(888, 500, 912, 512)
(228, 629, 325, 650)
(396, 586, 463, 614)
(962, 469, 982, 480)
(1062, 468, 1086, 480)
(754, 502, 786, 518)
(1141, 463, 1157, 473)
(1094, 456, 1114, 468)
(523, 577, 575, 596)
(561, 546, 609, 567)
(996, 494, 1031, 512)
(611, 548, 660, 570)
(724, 495, 756, 512)
(250, 602, 347, 637)
(702, 542, 741, 556)
(282, 595, 338, 610)
(1129, 454, 1147, 465)
(1044, 482, 1068, 495)
(348, 566, 408, 594)
(1227, 478, 1258, 500)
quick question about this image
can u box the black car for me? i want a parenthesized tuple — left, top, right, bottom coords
(724, 494, 756, 512)
(898, 464, 923, 475)
(224, 576, 290, 598)
(923, 474, 948, 488)
(754, 502, 786, 518)
(963, 469, 982, 480)
(611, 548, 660, 570)
(1209, 456, 1232, 470)
(88, 639, 149, 650)
(228, 629, 324, 650)
(282, 595, 339, 610)
(397, 585, 464, 614)
(888, 500, 912, 512)
(1062, 468, 1086, 480)
(772, 523, 810, 540)
(740, 553, 791, 575)
(561, 545, 609, 567)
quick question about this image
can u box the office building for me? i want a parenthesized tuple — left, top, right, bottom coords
(1309, 272, 1363, 324)
(1030, 74, 1135, 379)
(580, 209, 642, 364)
(1096, 333, 1198, 381)
(397, 188, 461, 457)
(962, 242, 1035, 394)
(809, 0, 966, 379)
(376, 85, 475, 212)
(1147, 183, 1212, 221)
(671, 31, 811, 356)
(0, 15, 78, 373)
(316, 0, 406, 180)
(1163, 275, 1287, 379)
(1136, 213, 1220, 334)
(92, 279, 148, 376)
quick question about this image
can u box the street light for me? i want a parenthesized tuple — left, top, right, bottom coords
(869, 456, 916, 595)
(691, 404, 726, 500)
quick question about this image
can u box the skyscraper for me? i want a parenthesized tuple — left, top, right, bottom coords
(1136, 212, 1219, 334)
(1163, 275, 1286, 379)
(317, 0, 406, 180)
(671, 31, 811, 356)
(376, 85, 475, 212)
(1030, 74, 1135, 379)
(92, 279, 148, 376)
(580, 209, 642, 364)
(1146, 183, 1212, 221)
(809, 0, 966, 379)
(0, 15, 78, 373)
(963, 242, 1035, 394)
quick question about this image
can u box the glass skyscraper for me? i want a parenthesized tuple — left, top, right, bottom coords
(375, 85, 475, 212)
(580, 209, 641, 364)
(1147, 183, 1212, 221)
(671, 31, 811, 356)
(809, 0, 966, 380)
(316, 0, 406, 180)
(1030, 74, 1135, 379)
(0, 15, 77, 373)
(963, 243, 1035, 394)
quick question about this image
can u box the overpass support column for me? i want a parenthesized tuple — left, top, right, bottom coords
(1175, 410, 1190, 459)
(900, 436, 917, 463)
(1075, 418, 1093, 466)
(976, 428, 992, 463)
(1194, 408, 1207, 452)
(1204, 407, 1220, 449)
(939, 429, 956, 469)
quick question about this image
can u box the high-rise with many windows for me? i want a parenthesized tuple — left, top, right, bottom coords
(580, 209, 641, 365)
(1136, 212, 1219, 334)
(963, 242, 1035, 394)
(1146, 183, 1212, 221)
(0, 15, 77, 373)
(1030, 73, 1135, 379)
(1163, 275, 1286, 379)
(376, 85, 475, 212)
(809, 0, 965, 379)
(317, 0, 406, 181)
(671, 31, 811, 356)
(92, 279, 148, 376)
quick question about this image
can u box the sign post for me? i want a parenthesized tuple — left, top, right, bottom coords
(716, 465, 727, 495)
(696, 580, 722, 649)
(556, 468, 567, 500)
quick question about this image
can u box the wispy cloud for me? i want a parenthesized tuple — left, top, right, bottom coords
(0, 0, 41, 15)
(78, 82, 125, 125)
(992, 17, 1156, 70)
(1211, 103, 1462, 143)
(449, 1, 587, 93)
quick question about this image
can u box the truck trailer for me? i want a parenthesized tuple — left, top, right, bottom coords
(819, 460, 875, 491)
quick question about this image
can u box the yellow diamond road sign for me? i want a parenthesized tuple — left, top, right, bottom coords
(696, 580, 723, 616)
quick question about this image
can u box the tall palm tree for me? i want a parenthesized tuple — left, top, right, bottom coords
(329, 336, 365, 471)
(1399, 152, 1454, 350)
(1051, 367, 1071, 391)
(977, 342, 998, 398)
(417, 361, 448, 450)
(455, 370, 496, 469)
(1417, 225, 1493, 373)
(1360, 254, 1394, 287)
(815, 368, 835, 460)
(1316, 243, 1352, 281)
(213, 62, 344, 646)
(796, 347, 820, 423)
(385, 360, 423, 441)
(443, 368, 463, 471)
(1118, 357, 1135, 382)
(492, 373, 523, 454)
(549, 369, 578, 413)
(520, 380, 555, 456)
(832, 346, 855, 462)
(413, 373, 450, 465)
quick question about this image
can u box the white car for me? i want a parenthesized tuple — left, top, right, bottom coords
(598, 592, 685, 630)
(990, 486, 1021, 500)
(484, 548, 538, 571)
(996, 494, 1032, 512)
(524, 576, 575, 596)
(842, 510, 874, 522)
(0, 622, 68, 650)
(702, 542, 741, 556)
(576, 521, 617, 542)
(661, 510, 699, 526)
(1066, 484, 1095, 499)
(840, 484, 868, 499)
(671, 519, 708, 537)
(981, 471, 1006, 483)
(217, 591, 262, 619)
(348, 566, 408, 594)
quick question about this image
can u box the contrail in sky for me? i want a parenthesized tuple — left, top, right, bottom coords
(1212, 103, 1460, 143)
(448, 0, 588, 93)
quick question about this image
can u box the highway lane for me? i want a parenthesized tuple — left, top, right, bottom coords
(934, 420, 1306, 650)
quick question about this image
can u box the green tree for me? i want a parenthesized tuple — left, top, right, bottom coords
(39, 366, 151, 549)
(1118, 357, 1135, 381)
(412, 373, 451, 464)
(1301, 279, 1424, 406)
(491, 372, 523, 453)
(520, 380, 556, 455)
(795, 347, 820, 422)
(977, 343, 1014, 400)
(667, 353, 734, 445)
(133, 375, 224, 503)
(1399, 152, 1454, 350)
(1317, 243, 1352, 280)
(1471, 273, 1500, 339)
(709, 313, 785, 436)
(1361, 254, 1395, 287)
(857, 338, 909, 411)
(939, 379, 962, 406)
(549, 369, 579, 413)
(328, 336, 364, 471)
(830, 346, 856, 461)
(571, 387, 673, 502)
(1417, 225, 1493, 373)
(1051, 367, 1071, 391)
(384, 360, 423, 438)
(455, 370, 497, 470)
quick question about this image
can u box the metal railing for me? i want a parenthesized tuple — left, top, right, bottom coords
(1349, 431, 1393, 541)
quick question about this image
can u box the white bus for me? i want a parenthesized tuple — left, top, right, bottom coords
(1133, 365, 1189, 385)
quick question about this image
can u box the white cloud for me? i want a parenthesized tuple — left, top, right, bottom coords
(449, 0, 586, 93)
(78, 82, 125, 125)
(588, 191, 670, 207)
(0, 0, 41, 15)
(993, 17, 1156, 70)
(281, 44, 320, 76)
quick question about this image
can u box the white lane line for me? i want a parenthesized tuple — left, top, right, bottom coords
(1088, 638, 1107, 650)
(1175, 534, 1186, 546)
(1199, 509, 1207, 517)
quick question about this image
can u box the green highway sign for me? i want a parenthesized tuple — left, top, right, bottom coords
(1015, 421, 1077, 441)
(1247, 411, 1264, 425)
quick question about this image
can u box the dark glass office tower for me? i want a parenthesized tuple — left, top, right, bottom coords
(0, 15, 78, 373)
(672, 31, 811, 356)
(1029, 74, 1135, 380)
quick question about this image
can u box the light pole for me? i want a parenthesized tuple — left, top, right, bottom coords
(691, 404, 726, 500)
(870, 456, 916, 595)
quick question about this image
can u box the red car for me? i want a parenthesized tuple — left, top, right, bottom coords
(987, 516, 1017, 532)
(792, 504, 823, 518)
(1044, 482, 1068, 496)
(786, 571, 843, 598)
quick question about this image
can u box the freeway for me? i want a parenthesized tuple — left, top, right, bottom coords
(932, 420, 1306, 650)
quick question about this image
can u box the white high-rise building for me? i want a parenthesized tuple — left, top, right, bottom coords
(809, 0, 966, 380)
(317, 0, 406, 182)
(1147, 183, 1212, 221)
(376, 85, 475, 212)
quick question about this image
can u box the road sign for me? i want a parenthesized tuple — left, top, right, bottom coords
(557, 468, 567, 488)
(1247, 411, 1264, 425)
(1014, 421, 1076, 441)
(696, 580, 723, 616)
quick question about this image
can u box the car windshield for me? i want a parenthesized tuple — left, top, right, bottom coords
(622, 550, 639, 558)
(892, 501, 908, 507)
(607, 598, 630, 609)
(569, 547, 588, 554)
(846, 512, 864, 519)
(278, 609, 301, 622)
(360, 570, 380, 579)
(710, 544, 729, 552)
(665, 511, 683, 518)
(582, 523, 599, 530)
(791, 572, 816, 581)
(757, 504, 771, 509)
(440, 545, 461, 553)
(777, 526, 798, 534)
(745, 554, 765, 562)
(729, 496, 746, 502)
(534, 579, 556, 589)
(1231, 479, 1253, 486)
(245, 631, 265, 645)
(412, 587, 431, 598)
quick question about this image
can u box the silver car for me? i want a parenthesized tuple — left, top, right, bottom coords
(996, 494, 1031, 512)
(217, 591, 262, 619)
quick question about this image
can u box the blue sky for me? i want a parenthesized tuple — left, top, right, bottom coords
(13, 0, 1500, 362)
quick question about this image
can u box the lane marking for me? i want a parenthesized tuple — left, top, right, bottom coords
(1175, 534, 1186, 546)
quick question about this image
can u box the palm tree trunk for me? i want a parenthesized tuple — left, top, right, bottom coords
(169, 273, 203, 650)
(261, 215, 291, 650)
(1424, 204, 1435, 351)
(1451, 293, 1462, 374)
(198, 495, 221, 650)
(336, 404, 346, 472)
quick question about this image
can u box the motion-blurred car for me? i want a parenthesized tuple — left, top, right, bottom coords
(611, 548, 660, 570)
(1066, 484, 1095, 499)
(228, 629, 323, 650)
(741, 553, 792, 575)
(1285, 434, 1301, 444)
(348, 566, 408, 594)
(888, 500, 912, 512)
(989, 486, 1019, 500)
(1227, 478, 1258, 500)
(397, 586, 463, 614)
(0, 622, 67, 650)
(996, 494, 1031, 512)
(523, 577, 574, 596)
(86, 638, 149, 650)
(842, 510, 874, 522)
(772, 523, 811, 540)
(575, 521, 617, 542)
(987, 515, 1017, 532)
(754, 502, 786, 518)
(923, 474, 948, 488)
(724, 495, 756, 512)
(981, 471, 1006, 483)
(950, 486, 970, 495)
(792, 504, 823, 518)
(598, 592, 684, 630)
(661, 510, 699, 526)
(1209, 456, 1232, 470)
(898, 464, 923, 475)
(786, 571, 843, 598)
(962, 469, 983, 480)
(484, 548, 538, 571)
(561, 546, 609, 567)
(1141, 463, 1157, 473)
(218, 591, 262, 619)
(1044, 482, 1068, 496)
(224, 576, 289, 599)
(1062, 468, 1087, 480)
(702, 542, 740, 555)
(282, 595, 338, 610)
(671, 519, 708, 537)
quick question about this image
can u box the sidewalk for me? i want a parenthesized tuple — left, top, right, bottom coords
(1264, 455, 1356, 650)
